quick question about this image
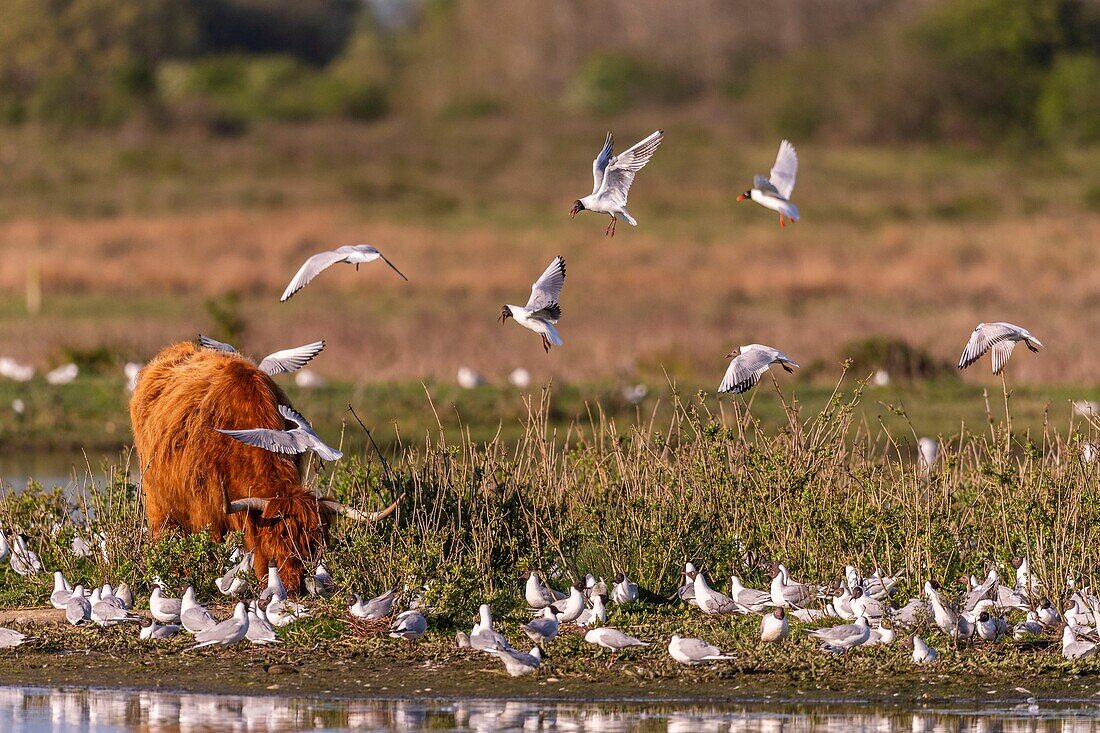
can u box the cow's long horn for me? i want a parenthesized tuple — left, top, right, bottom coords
(321, 493, 404, 522)
(223, 486, 271, 515)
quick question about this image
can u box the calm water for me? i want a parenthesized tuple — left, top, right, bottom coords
(2, 687, 1100, 733)
(0, 451, 119, 494)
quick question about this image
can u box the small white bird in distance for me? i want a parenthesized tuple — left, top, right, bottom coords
(91, 590, 141, 627)
(1062, 625, 1098, 660)
(50, 571, 73, 610)
(583, 628, 649, 665)
(149, 585, 182, 624)
(760, 608, 790, 642)
(280, 244, 407, 301)
(668, 635, 734, 665)
(349, 588, 397, 620)
(390, 610, 428, 640)
(522, 608, 560, 644)
(181, 586, 217, 634)
(739, 139, 800, 225)
(910, 635, 939, 664)
(917, 437, 939, 480)
(500, 256, 566, 353)
(190, 601, 250, 650)
(737, 139, 799, 228)
(719, 345, 800, 394)
(957, 322, 1042, 374)
(0, 628, 28, 648)
(198, 335, 325, 376)
(571, 130, 664, 236)
(484, 646, 542, 677)
(217, 403, 343, 462)
(66, 586, 91, 626)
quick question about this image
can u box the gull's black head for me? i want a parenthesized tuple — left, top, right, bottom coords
(736, 190, 751, 202)
(569, 200, 584, 218)
(499, 306, 512, 324)
(978, 611, 990, 622)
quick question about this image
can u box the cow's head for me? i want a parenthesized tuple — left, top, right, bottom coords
(223, 488, 401, 593)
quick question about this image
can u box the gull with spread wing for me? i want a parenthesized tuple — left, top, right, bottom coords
(217, 404, 343, 462)
(738, 140, 800, 228)
(280, 244, 407, 302)
(198, 335, 324, 376)
(570, 130, 663, 236)
(719, 345, 800, 394)
(957, 322, 1042, 374)
(500, 256, 566, 353)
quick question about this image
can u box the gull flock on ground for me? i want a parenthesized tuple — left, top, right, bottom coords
(2, 545, 1098, 678)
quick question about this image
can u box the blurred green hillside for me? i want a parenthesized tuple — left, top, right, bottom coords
(3, 0, 1099, 144)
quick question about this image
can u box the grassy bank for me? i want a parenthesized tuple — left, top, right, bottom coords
(1, 379, 1099, 692)
(3, 371, 1100, 460)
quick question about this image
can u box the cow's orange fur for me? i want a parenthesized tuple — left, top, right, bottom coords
(130, 341, 332, 592)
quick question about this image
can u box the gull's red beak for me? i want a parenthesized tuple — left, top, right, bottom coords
(569, 206, 580, 218)
(736, 193, 747, 202)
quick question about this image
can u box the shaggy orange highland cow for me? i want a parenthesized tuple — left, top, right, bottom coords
(130, 341, 398, 593)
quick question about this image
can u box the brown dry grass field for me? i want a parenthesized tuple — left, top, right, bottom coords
(1, 114, 1099, 388)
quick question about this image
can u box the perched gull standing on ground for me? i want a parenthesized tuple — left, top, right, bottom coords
(610, 573, 638, 605)
(280, 244, 407, 301)
(957, 323, 1042, 374)
(570, 130, 664, 236)
(500, 256, 566, 353)
(50, 572, 73, 610)
(149, 585, 182, 624)
(246, 602, 279, 645)
(198, 336, 325, 376)
(66, 586, 91, 626)
(0, 628, 28, 648)
(470, 604, 511, 651)
(760, 608, 790, 642)
(522, 608, 560, 644)
(141, 621, 181, 640)
(484, 646, 542, 677)
(911, 635, 939, 664)
(737, 140, 800, 228)
(190, 601, 250, 650)
(390, 610, 428, 640)
(216, 551, 253, 596)
(719, 345, 800, 394)
(584, 628, 649, 665)
(809, 616, 871, 654)
(667, 635, 734, 665)
(218, 404, 343, 461)
(181, 587, 217, 634)
(10, 535, 42, 575)
(349, 589, 397, 620)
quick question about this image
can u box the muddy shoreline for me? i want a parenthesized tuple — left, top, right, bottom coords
(3, 646, 1100, 707)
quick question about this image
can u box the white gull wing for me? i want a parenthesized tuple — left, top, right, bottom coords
(525, 256, 566, 319)
(280, 245, 407, 302)
(957, 322, 1026, 371)
(198, 335, 237, 353)
(591, 131, 614, 196)
(991, 341, 1018, 375)
(258, 341, 325, 376)
(719, 345, 796, 394)
(596, 130, 663, 208)
(217, 404, 343, 461)
(768, 140, 798, 200)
